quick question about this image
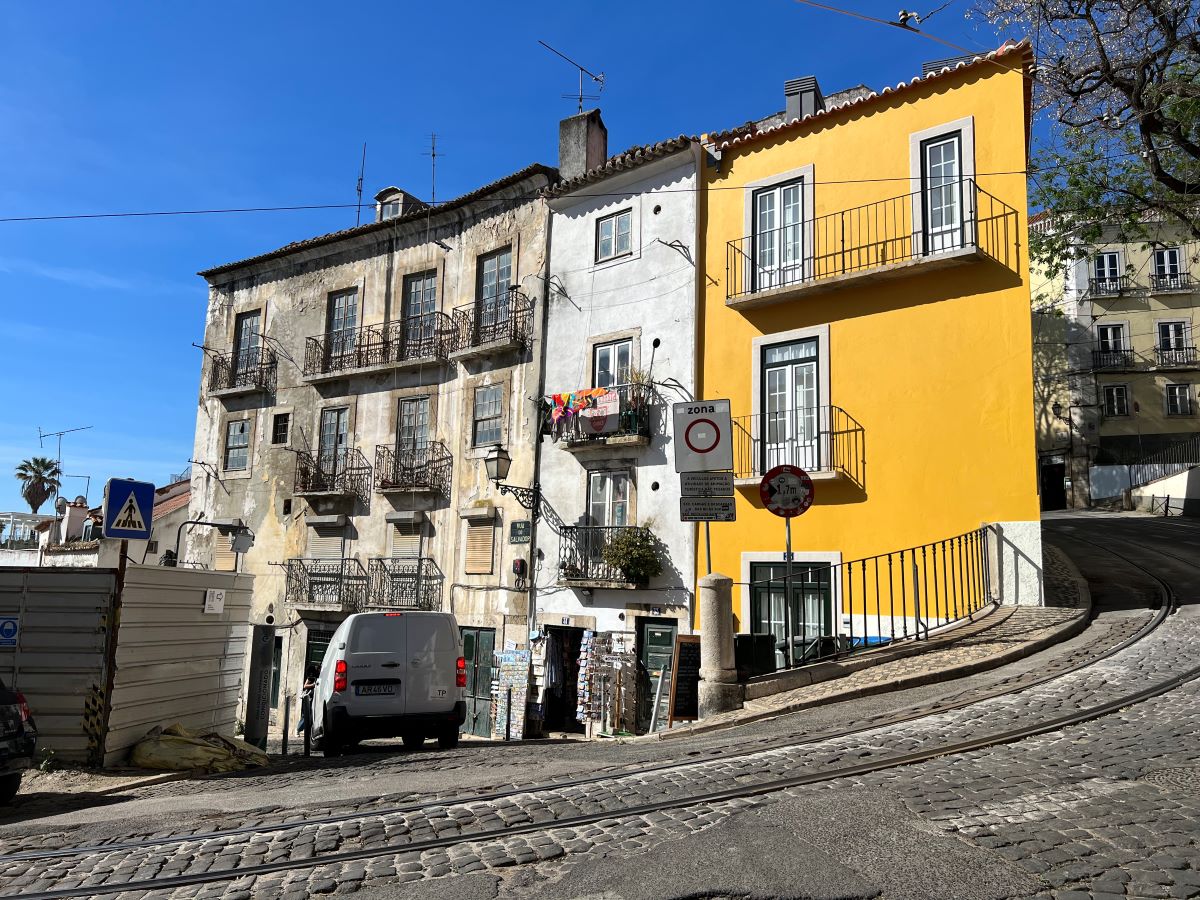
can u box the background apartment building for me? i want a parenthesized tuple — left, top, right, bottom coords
(192, 166, 555, 735)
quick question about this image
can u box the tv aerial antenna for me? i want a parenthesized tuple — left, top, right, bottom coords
(538, 40, 606, 114)
(37, 424, 93, 510)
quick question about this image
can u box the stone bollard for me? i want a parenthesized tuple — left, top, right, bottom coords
(698, 572, 744, 717)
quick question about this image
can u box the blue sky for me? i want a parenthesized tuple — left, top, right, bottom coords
(0, 1, 1009, 513)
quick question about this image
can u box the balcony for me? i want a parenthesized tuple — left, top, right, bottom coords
(1157, 346, 1199, 368)
(725, 178, 1018, 309)
(550, 384, 658, 451)
(294, 448, 372, 501)
(731, 406, 865, 487)
(1150, 272, 1193, 293)
(1092, 348, 1135, 370)
(449, 288, 533, 360)
(284, 558, 369, 611)
(208, 346, 276, 398)
(1089, 276, 1129, 298)
(558, 525, 654, 589)
(374, 441, 452, 496)
(366, 557, 444, 610)
(302, 314, 455, 382)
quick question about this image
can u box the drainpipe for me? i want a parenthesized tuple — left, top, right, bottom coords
(527, 191, 555, 643)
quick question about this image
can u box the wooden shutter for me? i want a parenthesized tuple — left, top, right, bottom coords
(390, 523, 421, 558)
(213, 536, 236, 572)
(307, 526, 344, 559)
(464, 520, 494, 574)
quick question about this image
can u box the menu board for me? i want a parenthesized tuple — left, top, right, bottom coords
(668, 635, 701, 724)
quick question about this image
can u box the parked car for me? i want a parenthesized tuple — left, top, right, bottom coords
(0, 677, 36, 804)
(311, 611, 466, 757)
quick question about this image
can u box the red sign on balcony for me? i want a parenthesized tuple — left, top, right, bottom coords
(580, 390, 620, 434)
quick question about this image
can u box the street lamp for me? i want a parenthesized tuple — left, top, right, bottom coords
(483, 445, 541, 523)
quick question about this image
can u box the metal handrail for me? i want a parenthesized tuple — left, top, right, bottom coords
(302, 313, 455, 377)
(731, 406, 864, 486)
(367, 557, 444, 610)
(1089, 276, 1129, 297)
(294, 447, 372, 499)
(284, 558, 369, 610)
(374, 441, 452, 494)
(451, 288, 533, 351)
(1150, 272, 1193, 292)
(1092, 347, 1135, 369)
(209, 346, 277, 393)
(725, 178, 1019, 301)
(1156, 346, 1198, 367)
(1130, 432, 1200, 487)
(559, 525, 654, 584)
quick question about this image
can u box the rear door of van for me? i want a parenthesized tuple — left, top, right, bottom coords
(404, 613, 459, 716)
(345, 613, 407, 717)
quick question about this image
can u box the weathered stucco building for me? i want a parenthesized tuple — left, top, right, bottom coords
(191, 165, 555, 735)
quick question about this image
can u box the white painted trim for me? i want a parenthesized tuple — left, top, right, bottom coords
(749, 323, 831, 416)
(908, 116, 975, 256)
(742, 163, 815, 284)
(738, 549, 842, 634)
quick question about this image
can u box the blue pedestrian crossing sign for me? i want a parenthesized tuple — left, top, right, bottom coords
(103, 478, 156, 540)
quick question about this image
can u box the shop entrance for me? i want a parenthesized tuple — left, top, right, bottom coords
(635, 617, 678, 733)
(541, 626, 584, 733)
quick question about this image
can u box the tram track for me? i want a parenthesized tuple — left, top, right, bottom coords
(5, 534, 1187, 900)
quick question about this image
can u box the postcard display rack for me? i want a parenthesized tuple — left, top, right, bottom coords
(576, 630, 637, 737)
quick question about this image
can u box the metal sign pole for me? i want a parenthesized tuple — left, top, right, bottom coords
(784, 517, 795, 669)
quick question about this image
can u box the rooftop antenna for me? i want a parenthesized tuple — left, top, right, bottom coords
(421, 133, 440, 205)
(355, 142, 367, 226)
(538, 40, 605, 114)
(37, 424, 92, 519)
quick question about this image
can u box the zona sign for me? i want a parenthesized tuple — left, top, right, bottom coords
(759, 465, 815, 518)
(672, 400, 733, 473)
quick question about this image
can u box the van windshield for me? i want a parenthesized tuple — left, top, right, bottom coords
(350, 617, 406, 654)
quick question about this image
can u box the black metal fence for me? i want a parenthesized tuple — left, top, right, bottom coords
(552, 383, 659, 445)
(1130, 432, 1200, 487)
(739, 527, 993, 672)
(451, 288, 533, 352)
(725, 178, 1019, 302)
(558, 525, 651, 585)
(1157, 346, 1198, 367)
(374, 441, 452, 495)
(731, 406, 864, 486)
(294, 447, 372, 499)
(302, 313, 455, 377)
(1089, 276, 1128, 297)
(209, 346, 276, 394)
(1150, 272, 1193, 293)
(284, 558, 370, 610)
(367, 558, 444, 610)
(1092, 347, 1134, 369)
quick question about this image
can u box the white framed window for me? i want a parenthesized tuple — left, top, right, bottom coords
(402, 270, 437, 319)
(1097, 323, 1126, 351)
(596, 210, 632, 262)
(472, 385, 503, 446)
(1094, 252, 1120, 281)
(920, 132, 964, 253)
(593, 338, 632, 388)
(752, 178, 806, 289)
(1154, 248, 1182, 277)
(588, 470, 631, 527)
(1159, 321, 1188, 350)
(233, 309, 261, 373)
(1102, 385, 1129, 418)
(1166, 383, 1192, 416)
(398, 397, 430, 450)
(223, 420, 250, 471)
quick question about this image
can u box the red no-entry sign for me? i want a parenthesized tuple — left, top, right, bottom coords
(759, 465, 815, 518)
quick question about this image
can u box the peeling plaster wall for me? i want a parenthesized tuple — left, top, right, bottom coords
(190, 172, 553, 702)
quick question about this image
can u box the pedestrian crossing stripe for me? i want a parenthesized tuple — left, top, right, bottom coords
(111, 493, 147, 532)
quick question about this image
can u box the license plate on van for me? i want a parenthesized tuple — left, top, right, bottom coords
(355, 684, 396, 696)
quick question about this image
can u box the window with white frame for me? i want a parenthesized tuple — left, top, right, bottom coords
(596, 210, 632, 262)
(593, 338, 632, 388)
(1159, 321, 1188, 350)
(920, 132, 964, 253)
(753, 178, 806, 290)
(224, 420, 250, 471)
(472, 384, 503, 446)
(1094, 252, 1120, 281)
(1154, 248, 1182, 277)
(588, 470, 630, 527)
(1166, 383, 1192, 416)
(1097, 323, 1126, 351)
(1102, 385, 1129, 417)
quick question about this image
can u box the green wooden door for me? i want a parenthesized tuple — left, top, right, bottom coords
(460, 627, 496, 738)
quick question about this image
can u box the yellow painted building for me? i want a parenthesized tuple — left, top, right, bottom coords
(697, 41, 1042, 652)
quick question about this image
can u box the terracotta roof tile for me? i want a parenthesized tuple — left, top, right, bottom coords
(545, 136, 697, 197)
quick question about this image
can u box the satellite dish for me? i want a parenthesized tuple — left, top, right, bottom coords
(73, 495, 87, 506)
(55, 497, 68, 514)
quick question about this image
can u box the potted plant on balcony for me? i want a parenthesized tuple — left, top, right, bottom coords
(622, 367, 654, 435)
(601, 523, 663, 586)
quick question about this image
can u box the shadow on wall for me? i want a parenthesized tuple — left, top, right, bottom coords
(1139, 467, 1200, 518)
(991, 523, 1044, 606)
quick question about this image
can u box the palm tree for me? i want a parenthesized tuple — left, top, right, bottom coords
(15, 457, 62, 514)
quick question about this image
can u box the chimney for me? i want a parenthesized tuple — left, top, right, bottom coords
(558, 109, 607, 181)
(784, 76, 825, 122)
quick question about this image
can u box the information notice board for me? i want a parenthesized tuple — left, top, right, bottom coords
(668, 634, 701, 725)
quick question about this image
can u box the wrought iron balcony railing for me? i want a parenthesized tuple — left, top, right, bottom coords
(294, 447, 372, 499)
(725, 178, 1018, 304)
(731, 406, 864, 486)
(303, 313, 455, 378)
(284, 558, 369, 610)
(550, 383, 659, 446)
(208, 346, 276, 395)
(1092, 348, 1135, 370)
(451, 288, 533, 354)
(374, 441, 452, 494)
(558, 525, 655, 586)
(1089, 276, 1129, 297)
(1150, 272, 1193, 293)
(1157, 346, 1198, 367)
(367, 557, 443, 610)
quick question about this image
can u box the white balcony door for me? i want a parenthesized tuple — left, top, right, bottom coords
(327, 290, 358, 361)
(1098, 324, 1125, 351)
(319, 407, 349, 474)
(753, 180, 805, 291)
(763, 340, 819, 472)
(588, 470, 631, 528)
(922, 134, 963, 253)
(397, 398, 430, 450)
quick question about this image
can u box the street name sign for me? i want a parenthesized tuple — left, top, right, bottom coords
(102, 478, 156, 540)
(759, 465, 815, 518)
(681, 471, 734, 497)
(672, 400, 733, 473)
(679, 497, 736, 522)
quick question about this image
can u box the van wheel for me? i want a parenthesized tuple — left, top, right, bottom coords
(322, 710, 343, 758)
(437, 729, 460, 750)
(0, 774, 20, 805)
(401, 732, 424, 750)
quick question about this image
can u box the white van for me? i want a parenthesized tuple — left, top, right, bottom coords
(310, 611, 466, 756)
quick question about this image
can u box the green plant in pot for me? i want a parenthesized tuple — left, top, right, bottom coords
(602, 524, 663, 584)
